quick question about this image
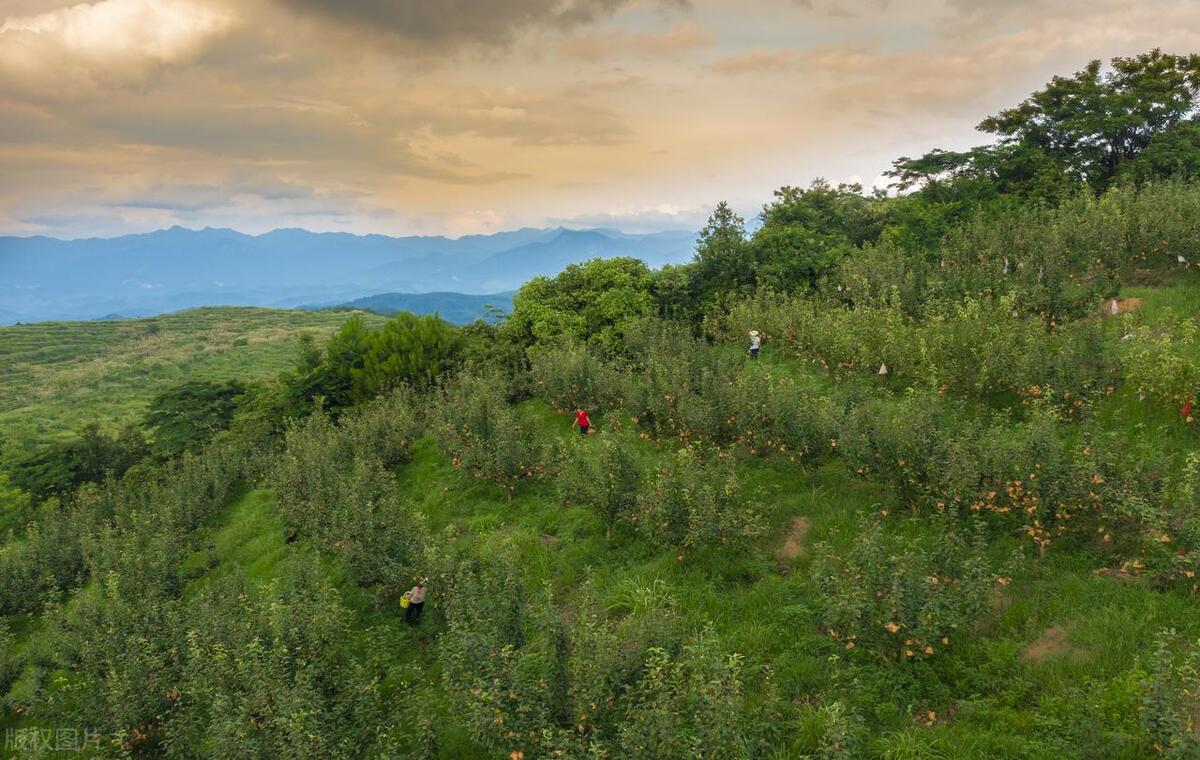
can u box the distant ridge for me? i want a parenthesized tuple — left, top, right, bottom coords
(0, 226, 695, 324)
(306, 291, 514, 325)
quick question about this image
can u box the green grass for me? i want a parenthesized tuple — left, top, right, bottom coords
(0, 306, 384, 446)
(1120, 269, 1200, 325)
(180, 488, 290, 595)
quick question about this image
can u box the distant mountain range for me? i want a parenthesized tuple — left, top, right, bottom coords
(0, 226, 695, 324)
(306, 291, 514, 325)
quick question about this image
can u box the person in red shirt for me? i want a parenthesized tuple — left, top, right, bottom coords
(1183, 397, 1194, 422)
(573, 408, 591, 436)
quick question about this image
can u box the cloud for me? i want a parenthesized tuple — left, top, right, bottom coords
(548, 203, 710, 233)
(3, 168, 382, 237)
(789, 0, 866, 17)
(273, 0, 689, 49)
(236, 175, 319, 200)
(107, 175, 319, 211)
(944, 0, 1041, 16)
(708, 49, 795, 75)
(4, 0, 1200, 240)
(0, 0, 236, 90)
(3, 1, 83, 15)
(558, 22, 714, 62)
(11, 210, 126, 232)
(12, 85, 533, 183)
(423, 87, 633, 146)
(110, 184, 235, 212)
(708, 3, 1200, 121)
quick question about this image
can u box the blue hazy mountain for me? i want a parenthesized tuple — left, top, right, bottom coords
(0, 226, 695, 323)
(307, 291, 515, 325)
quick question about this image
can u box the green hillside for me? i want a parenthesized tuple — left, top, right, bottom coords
(3, 51, 1200, 760)
(2, 273, 1195, 757)
(0, 307, 384, 446)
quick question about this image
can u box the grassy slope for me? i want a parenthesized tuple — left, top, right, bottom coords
(0, 307, 385, 446)
(2, 279, 1197, 758)
(168, 402, 1196, 758)
(146, 402, 1194, 757)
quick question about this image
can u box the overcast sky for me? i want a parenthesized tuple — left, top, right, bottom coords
(2, 0, 1199, 239)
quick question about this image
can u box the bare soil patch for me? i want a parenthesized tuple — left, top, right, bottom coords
(779, 516, 811, 560)
(1100, 297, 1143, 317)
(1023, 625, 1077, 663)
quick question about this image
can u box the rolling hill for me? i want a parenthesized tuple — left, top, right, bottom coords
(0, 307, 385, 445)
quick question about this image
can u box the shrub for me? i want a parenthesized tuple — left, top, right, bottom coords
(557, 428, 641, 539)
(49, 573, 184, 751)
(725, 289, 1120, 407)
(436, 552, 551, 756)
(812, 514, 1018, 663)
(0, 617, 18, 697)
(1097, 450, 1200, 590)
(273, 414, 424, 587)
(940, 402, 1083, 549)
(926, 195, 1127, 320)
(165, 559, 389, 758)
(337, 385, 423, 469)
(0, 432, 259, 615)
(618, 320, 740, 444)
(840, 389, 945, 506)
(1141, 629, 1200, 758)
(617, 628, 768, 759)
(634, 447, 765, 555)
(1121, 180, 1200, 275)
(0, 496, 89, 614)
(79, 437, 261, 602)
(436, 546, 773, 760)
(730, 364, 842, 461)
(51, 553, 396, 758)
(1124, 315, 1199, 420)
(433, 372, 544, 500)
(529, 340, 623, 414)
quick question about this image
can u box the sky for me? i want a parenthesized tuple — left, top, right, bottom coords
(2, 0, 1200, 239)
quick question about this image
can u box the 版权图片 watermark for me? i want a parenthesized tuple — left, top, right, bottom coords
(5, 726, 102, 756)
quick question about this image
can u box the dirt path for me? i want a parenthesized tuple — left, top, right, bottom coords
(778, 515, 811, 561)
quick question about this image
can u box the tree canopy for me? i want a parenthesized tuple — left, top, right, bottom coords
(144, 380, 245, 458)
(505, 257, 656, 351)
(891, 49, 1200, 200)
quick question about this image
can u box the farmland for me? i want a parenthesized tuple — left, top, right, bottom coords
(0, 307, 384, 446)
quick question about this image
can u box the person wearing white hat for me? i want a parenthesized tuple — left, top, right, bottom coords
(748, 330, 761, 359)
